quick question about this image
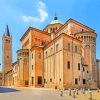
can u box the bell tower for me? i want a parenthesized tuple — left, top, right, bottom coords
(2, 25, 12, 85)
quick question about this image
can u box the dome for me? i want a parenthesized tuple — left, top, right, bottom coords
(50, 16, 63, 25)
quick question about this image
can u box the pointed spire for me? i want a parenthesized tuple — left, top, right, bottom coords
(4, 25, 10, 37)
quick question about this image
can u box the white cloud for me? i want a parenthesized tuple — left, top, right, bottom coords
(22, 1, 48, 23)
(22, 16, 39, 23)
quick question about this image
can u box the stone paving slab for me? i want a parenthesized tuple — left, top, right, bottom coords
(0, 87, 100, 100)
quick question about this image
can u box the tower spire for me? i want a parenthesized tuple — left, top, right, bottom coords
(2, 24, 12, 86)
(4, 25, 10, 37)
(54, 12, 58, 20)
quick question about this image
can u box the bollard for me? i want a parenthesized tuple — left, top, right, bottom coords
(88, 88, 90, 91)
(80, 88, 83, 93)
(60, 90, 63, 97)
(88, 91, 92, 100)
(97, 88, 99, 93)
(83, 88, 85, 94)
(73, 90, 75, 98)
(68, 88, 71, 96)
(76, 89, 79, 95)
(74, 88, 76, 91)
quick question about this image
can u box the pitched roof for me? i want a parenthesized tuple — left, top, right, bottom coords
(20, 27, 50, 41)
(44, 33, 81, 50)
(56, 18, 95, 34)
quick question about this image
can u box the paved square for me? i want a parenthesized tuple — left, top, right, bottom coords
(0, 87, 74, 100)
(0, 87, 100, 100)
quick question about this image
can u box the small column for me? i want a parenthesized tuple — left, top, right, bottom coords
(80, 88, 83, 93)
(60, 89, 63, 97)
(88, 91, 92, 100)
(68, 88, 71, 96)
(82, 88, 85, 94)
(97, 88, 99, 93)
(76, 89, 79, 95)
(73, 90, 75, 98)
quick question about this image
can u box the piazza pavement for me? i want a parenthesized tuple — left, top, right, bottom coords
(0, 87, 100, 100)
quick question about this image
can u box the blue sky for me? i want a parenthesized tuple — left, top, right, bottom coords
(0, 0, 100, 70)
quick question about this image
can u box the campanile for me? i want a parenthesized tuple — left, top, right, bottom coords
(2, 25, 12, 85)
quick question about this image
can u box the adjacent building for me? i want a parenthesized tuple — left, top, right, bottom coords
(4, 69, 12, 86)
(12, 61, 18, 86)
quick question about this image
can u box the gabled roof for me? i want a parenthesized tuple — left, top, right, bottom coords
(44, 33, 81, 50)
(56, 18, 95, 34)
(20, 27, 50, 41)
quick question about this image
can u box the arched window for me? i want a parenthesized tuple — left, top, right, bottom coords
(81, 36, 83, 41)
(87, 36, 88, 41)
(50, 28, 52, 32)
(84, 36, 86, 41)
(78, 63, 80, 70)
(67, 43, 70, 51)
(42, 41, 46, 46)
(75, 46, 78, 53)
(53, 28, 55, 32)
(67, 61, 70, 69)
(82, 29, 84, 32)
(55, 27, 57, 31)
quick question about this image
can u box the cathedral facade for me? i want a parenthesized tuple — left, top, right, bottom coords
(2, 17, 100, 89)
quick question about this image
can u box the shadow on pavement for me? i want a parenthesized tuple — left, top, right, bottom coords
(0, 87, 20, 93)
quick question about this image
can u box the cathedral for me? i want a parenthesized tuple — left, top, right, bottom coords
(2, 16, 100, 89)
